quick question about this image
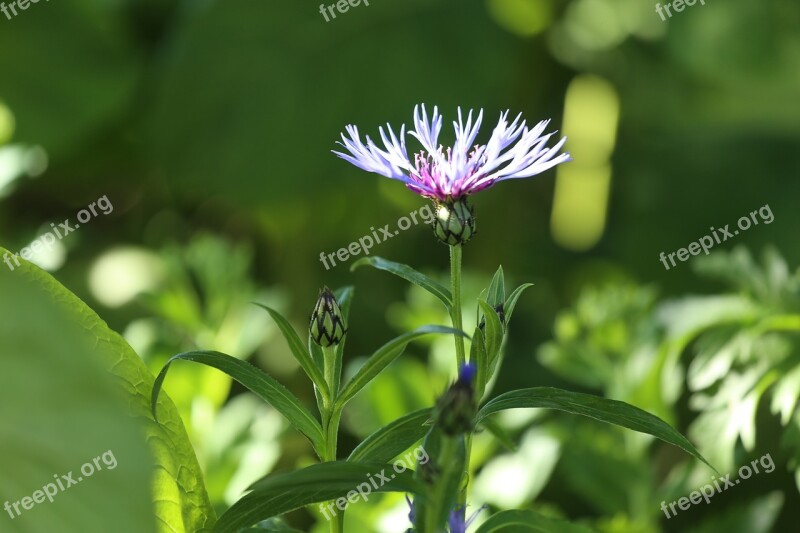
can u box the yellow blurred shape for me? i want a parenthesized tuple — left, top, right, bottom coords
(487, 0, 553, 37)
(562, 76, 619, 165)
(88, 247, 166, 307)
(564, 0, 626, 51)
(0, 100, 14, 144)
(551, 75, 619, 251)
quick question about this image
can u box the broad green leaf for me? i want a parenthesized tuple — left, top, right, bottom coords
(351, 256, 452, 311)
(477, 387, 715, 471)
(475, 509, 593, 533)
(336, 325, 467, 409)
(0, 247, 215, 532)
(254, 303, 330, 402)
(505, 283, 534, 326)
(348, 408, 433, 463)
(215, 461, 425, 532)
(152, 350, 324, 456)
(487, 265, 505, 307)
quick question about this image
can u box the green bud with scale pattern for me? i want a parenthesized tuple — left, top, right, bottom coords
(309, 286, 347, 347)
(433, 197, 476, 246)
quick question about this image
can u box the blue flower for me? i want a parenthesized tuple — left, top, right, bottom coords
(334, 105, 570, 201)
(448, 505, 487, 533)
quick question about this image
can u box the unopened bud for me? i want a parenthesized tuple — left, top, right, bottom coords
(435, 363, 477, 436)
(433, 197, 476, 246)
(309, 286, 347, 347)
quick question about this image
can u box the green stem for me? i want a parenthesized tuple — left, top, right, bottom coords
(449, 245, 466, 368)
(325, 409, 344, 533)
(448, 244, 471, 510)
(322, 345, 343, 533)
(424, 437, 458, 533)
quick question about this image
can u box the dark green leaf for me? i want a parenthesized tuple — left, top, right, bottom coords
(348, 408, 433, 463)
(336, 325, 467, 409)
(351, 256, 452, 311)
(152, 350, 324, 455)
(215, 462, 425, 532)
(477, 387, 715, 471)
(475, 509, 594, 533)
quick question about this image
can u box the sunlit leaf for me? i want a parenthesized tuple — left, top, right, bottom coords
(0, 248, 215, 532)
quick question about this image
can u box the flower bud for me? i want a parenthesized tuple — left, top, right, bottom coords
(435, 363, 477, 436)
(309, 286, 347, 347)
(433, 197, 476, 246)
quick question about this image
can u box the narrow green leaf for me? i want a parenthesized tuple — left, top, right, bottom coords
(487, 265, 505, 307)
(348, 408, 433, 463)
(505, 283, 534, 326)
(470, 326, 490, 398)
(475, 509, 593, 533)
(336, 325, 467, 408)
(351, 256, 452, 311)
(215, 462, 425, 532)
(477, 387, 715, 471)
(254, 303, 330, 402)
(152, 350, 324, 455)
(479, 299, 504, 367)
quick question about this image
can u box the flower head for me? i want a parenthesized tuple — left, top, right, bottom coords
(309, 286, 347, 347)
(333, 105, 570, 201)
(435, 363, 478, 436)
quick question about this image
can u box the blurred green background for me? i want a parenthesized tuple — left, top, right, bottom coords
(1, 0, 799, 531)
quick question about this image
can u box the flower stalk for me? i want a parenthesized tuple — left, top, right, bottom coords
(450, 244, 466, 369)
(311, 289, 347, 533)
